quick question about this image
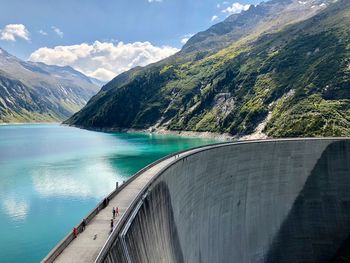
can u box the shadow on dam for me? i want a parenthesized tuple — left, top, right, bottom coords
(124, 182, 184, 263)
(100, 139, 350, 263)
(265, 141, 350, 262)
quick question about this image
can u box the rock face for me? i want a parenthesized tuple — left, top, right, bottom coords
(99, 139, 350, 263)
(181, 0, 325, 54)
(0, 48, 100, 123)
(66, 0, 350, 138)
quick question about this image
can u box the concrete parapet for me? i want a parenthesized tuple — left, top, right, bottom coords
(98, 139, 350, 263)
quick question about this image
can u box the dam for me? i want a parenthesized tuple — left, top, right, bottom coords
(43, 138, 350, 263)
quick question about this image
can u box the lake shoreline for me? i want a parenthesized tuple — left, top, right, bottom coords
(0, 123, 217, 262)
(66, 124, 271, 141)
(1, 123, 270, 141)
(64, 124, 233, 140)
(0, 122, 60, 126)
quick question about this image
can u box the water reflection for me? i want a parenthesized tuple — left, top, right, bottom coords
(31, 157, 124, 199)
(2, 196, 29, 221)
(0, 124, 218, 263)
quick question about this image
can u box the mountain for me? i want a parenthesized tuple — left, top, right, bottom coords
(0, 48, 100, 123)
(88, 77, 106, 88)
(66, 0, 350, 138)
(182, 0, 326, 54)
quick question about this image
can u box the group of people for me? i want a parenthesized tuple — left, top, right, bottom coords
(72, 206, 120, 238)
(73, 218, 87, 238)
(110, 207, 119, 233)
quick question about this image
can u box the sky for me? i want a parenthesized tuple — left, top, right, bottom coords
(0, 0, 262, 81)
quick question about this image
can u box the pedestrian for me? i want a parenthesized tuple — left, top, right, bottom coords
(82, 218, 86, 231)
(116, 206, 119, 216)
(112, 207, 116, 219)
(73, 227, 77, 238)
(110, 219, 114, 229)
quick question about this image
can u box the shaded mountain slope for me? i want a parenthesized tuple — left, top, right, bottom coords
(0, 48, 100, 123)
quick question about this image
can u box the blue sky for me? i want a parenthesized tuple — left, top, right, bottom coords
(0, 0, 262, 81)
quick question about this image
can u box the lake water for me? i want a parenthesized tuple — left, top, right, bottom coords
(0, 124, 218, 262)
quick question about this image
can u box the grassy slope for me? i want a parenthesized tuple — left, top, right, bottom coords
(67, 0, 350, 137)
(0, 51, 99, 123)
(0, 78, 85, 123)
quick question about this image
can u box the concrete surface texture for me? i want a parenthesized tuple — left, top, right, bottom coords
(50, 145, 215, 263)
(102, 139, 350, 263)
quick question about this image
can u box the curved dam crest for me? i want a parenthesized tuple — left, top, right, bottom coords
(48, 139, 350, 263)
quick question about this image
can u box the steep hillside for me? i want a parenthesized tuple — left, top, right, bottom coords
(182, 0, 326, 54)
(0, 48, 100, 123)
(66, 0, 350, 138)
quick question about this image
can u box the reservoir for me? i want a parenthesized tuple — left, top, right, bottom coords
(0, 124, 217, 262)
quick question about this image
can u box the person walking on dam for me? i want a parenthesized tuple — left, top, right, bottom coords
(116, 206, 119, 216)
(103, 198, 109, 208)
(73, 227, 77, 238)
(82, 218, 86, 231)
(112, 207, 116, 219)
(110, 219, 114, 233)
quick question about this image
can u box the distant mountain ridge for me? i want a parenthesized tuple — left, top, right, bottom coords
(182, 0, 329, 54)
(0, 48, 100, 123)
(67, 0, 350, 138)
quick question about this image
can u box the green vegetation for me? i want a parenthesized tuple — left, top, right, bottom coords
(0, 109, 62, 123)
(0, 48, 99, 123)
(67, 0, 350, 138)
(267, 95, 350, 137)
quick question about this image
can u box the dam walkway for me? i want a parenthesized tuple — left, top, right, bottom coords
(46, 144, 220, 263)
(44, 138, 350, 263)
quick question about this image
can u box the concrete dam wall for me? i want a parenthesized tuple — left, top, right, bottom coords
(98, 139, 350, 263)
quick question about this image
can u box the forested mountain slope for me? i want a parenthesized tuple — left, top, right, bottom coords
(67, 0, 350, 138)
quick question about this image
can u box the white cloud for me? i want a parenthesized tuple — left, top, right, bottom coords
(51, 26, 63, 38)
(211, 15, 219, 22)
(222, 2, 250, 15)
(39, 29, 48, 36)
(217, 1, 229, 8)
(29, 41, 179, 81)
(181, 38, 189, 44)
(0, 24, 30, 42)
(148, 0, 162, 2)
(181, 33, 194, 45)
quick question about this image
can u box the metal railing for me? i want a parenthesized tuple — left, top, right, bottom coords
(41, 140, 231, 263)
(93, 137, 349, 263)
(42, 137, 348, 263)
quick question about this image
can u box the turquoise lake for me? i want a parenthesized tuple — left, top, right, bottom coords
(0, 124, 218, 262)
